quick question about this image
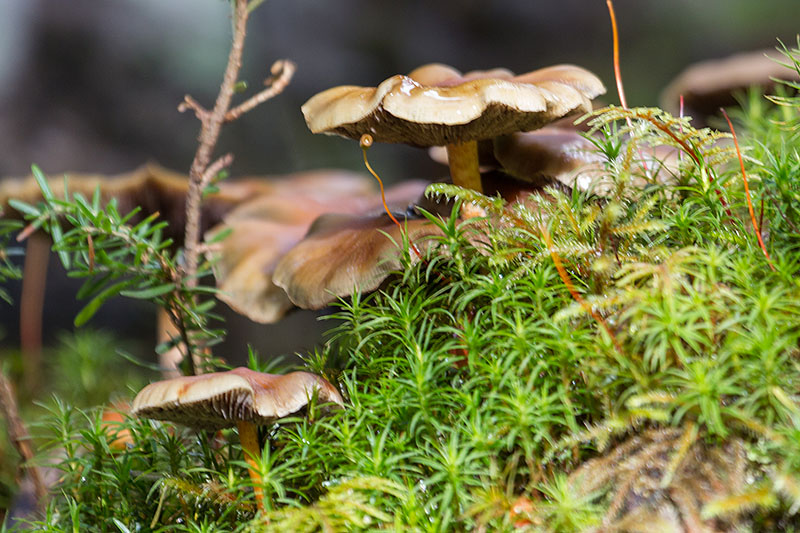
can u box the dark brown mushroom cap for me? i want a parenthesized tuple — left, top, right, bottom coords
(131, 367, 343, 430)
(0, 164, 280, 244)
(660, 49, 800, 123)
(493, 128, 605, 189)
(302, 63, 606, 147)
(272, 212, 441, 310)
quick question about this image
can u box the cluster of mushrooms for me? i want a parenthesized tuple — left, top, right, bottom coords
(8, 50, 781, 513)
(0, 43, 789, 524)
(212, 62, 608, 323)
(126, 61, 610, 513)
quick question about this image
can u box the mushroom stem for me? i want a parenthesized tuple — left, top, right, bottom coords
(446, 140, 483, 194)
(236, 420, 266, 513)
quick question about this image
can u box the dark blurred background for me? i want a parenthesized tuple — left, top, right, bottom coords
(0, 0, 797, 365)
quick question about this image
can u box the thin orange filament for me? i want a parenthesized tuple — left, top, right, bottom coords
(720, 109, 774, 270)
(540, 224, 622, 354)
(606, 0, 627, 110)
(605, 0, 650, 175)
(360, 134, 422, 259)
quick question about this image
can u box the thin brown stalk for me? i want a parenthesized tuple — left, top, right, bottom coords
(605, 0, 650, 175)
(539, 224, 622, 353)
(605, 0, 628, 110)
(20, 233, 49, 393)
(183, 0, 250, 288)
(0, 369, 47, 506)
(360, 134, 423, 260)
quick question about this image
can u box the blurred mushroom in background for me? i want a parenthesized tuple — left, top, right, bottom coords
(660, 48, 800, 126)
(207, 173, 433, 321)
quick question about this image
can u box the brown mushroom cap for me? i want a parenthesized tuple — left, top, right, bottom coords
(206, 178, 429, 323)
(660, 49, 800, 123)
(0, 164, 284, 243)
(302, 63, 606, 147)
(272, 212, 441, 310)
(492, 128, 605, 189)
(131, 367, 343, 430)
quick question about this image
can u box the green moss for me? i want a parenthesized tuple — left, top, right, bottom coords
(14, 37, 800, 533)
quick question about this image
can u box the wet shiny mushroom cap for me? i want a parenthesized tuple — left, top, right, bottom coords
(131, 367, 343, 430)
(302, 63, 606, 147)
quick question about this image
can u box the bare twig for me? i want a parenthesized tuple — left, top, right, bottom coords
(225, 60, 296, 122)
(177, 0, 294, 373)
(0, 369, 47, 506)
(20, 233, 49, 393)
(200, 153, 234, 191)
(183, 0, 250, 289)
(178, 95, 210, 122)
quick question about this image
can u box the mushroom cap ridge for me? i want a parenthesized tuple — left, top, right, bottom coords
(302, 63, 606, 147)
(132, 367, 343, 430)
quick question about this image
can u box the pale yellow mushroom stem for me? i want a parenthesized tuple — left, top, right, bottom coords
(445, 140, 482, 194)
(237, 420, 266, 514)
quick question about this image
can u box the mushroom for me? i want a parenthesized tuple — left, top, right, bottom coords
(0, 164, 277, 244)
(430, 127, 605, 192)
(206, 177, 430, 322)
(660, 48, 800, 125)
(272, 210, 441, 310)
(132, 366, 343, 512)
(302, 63, 605, 194)
(491, 128, 607, 193)
(205, 170, 383, 323)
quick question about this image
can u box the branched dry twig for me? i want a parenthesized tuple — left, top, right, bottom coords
(182, 0, 249, 288)
(176, 0, 294, 372)
(177, 95, 210, 122)
(225, 59, 296, 122)
(200, 153, 235, 191)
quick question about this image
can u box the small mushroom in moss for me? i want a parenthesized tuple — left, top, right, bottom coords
(302, 63, 605, 194)
(132, 367, 343, 513)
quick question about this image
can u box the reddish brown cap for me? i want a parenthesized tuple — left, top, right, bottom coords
(272, 212, 441, 310)
(206, 177, 429, 322)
